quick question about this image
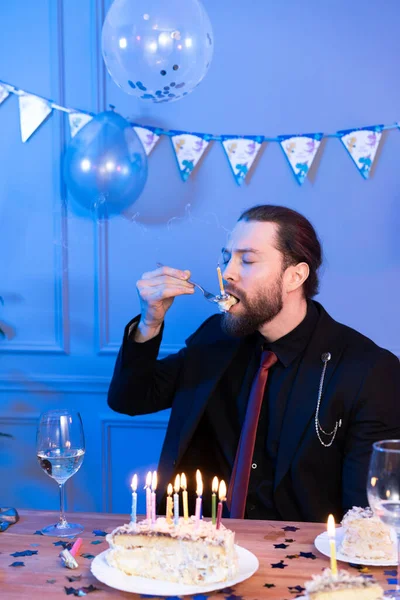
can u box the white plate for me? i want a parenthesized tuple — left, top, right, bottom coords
(314, 526, 398, 566)
(91, 544, 259, 596)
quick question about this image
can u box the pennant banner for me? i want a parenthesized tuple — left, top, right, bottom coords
(0, 84, 10, 106)
(68, 112, 93, 138)
(221, 135, 264, 186)
(134, 125, 161, 156)
(170, 132, 210, 181)
(0, 79, 398, 184)
(278, 133, 323, 185)
(337, 125, 383, 179)
(18, 93, 52, 143)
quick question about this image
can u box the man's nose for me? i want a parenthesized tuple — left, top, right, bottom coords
(222, 260, 238, 282)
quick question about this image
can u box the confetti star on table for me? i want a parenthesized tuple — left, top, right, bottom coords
(92, 529, 107, 536)
(9, 561, 25, 567)
(33, 530, 44, 535)
(46, 579, 56, 584)
(282, 526, 299, 532)
(217, 587, 236, 594)
(271, 560, 288, 569)
(53, 540, 73, 549)
(80, 553, 95, 560)
(359, 566, 371, 574)
(299, 551, 317, 560)
(288, 585, 305, 594)
(10, 550, 38, 557)
(64, 584, 99, 596)
(385, 570, 398, 577)
(30, 543, 40, 547)
(349, 563, 367, 571)
(286, 554, 300, 559)
(66, 575, 82, 582)
(90, 540, 103, 545)
(387, 578, 398, 585)
(274, 543, 289, 549)
(285, 538, 295, 543)
(264, 583, 276, 588)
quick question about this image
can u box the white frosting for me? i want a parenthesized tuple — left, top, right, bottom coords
(339, 506, 395, 560)
(305, 568, 382, 594)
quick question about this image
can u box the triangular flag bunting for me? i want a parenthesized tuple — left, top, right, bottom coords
(134, 125, 160, 156)
(0, 84, 10, 105)
(68, 112, 93, 138)
(170, 132, 210, 181)
(221, 135, 264, 185)
(18, 93, 52, 143)
(278, 133, 323, 184)
(337, 125, 383, 179)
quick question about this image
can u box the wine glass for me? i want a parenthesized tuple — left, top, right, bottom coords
(36, 409, 85, 537)
(367, 439, 400, 598)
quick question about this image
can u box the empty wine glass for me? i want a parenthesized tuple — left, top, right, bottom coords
(36, 409, 85, 537)
(367, 439, 400, 598)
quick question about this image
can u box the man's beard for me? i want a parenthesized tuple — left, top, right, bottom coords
(221, 275, 284, 337)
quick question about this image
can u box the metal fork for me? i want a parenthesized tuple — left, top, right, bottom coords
(156, 263, 218, 302)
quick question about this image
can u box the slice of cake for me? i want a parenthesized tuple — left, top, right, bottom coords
(304, 568, 384, 599)
(216, 294, 238, 313)
(339, 506, 395, 561)
(106, 516, 238, 585)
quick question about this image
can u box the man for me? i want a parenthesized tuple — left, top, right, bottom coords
(108, 205, 400, 522)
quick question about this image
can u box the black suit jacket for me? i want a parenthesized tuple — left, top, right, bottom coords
(108, 302, 400, 522)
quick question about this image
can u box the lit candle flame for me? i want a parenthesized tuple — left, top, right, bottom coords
(174, 474, 181, 493)
(370, 476, 378, 487)
(327, 514, 336, 538)
(151, 471, 157, 492)
(145, 470, 152, 489)
(212, 476, 219, 493)
(181, 473, 187, 490)
(131, 474, 138, 492)
(167, 483, 173, 496)
(218, 480, 227, 501)
(196, 469, 203, 496)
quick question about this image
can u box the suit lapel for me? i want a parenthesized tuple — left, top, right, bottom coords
(274, 305, 347, 489)
(176, 336, 242, 462)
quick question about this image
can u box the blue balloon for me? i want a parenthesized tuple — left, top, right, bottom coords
(101, 0, 214, 103)
(64, 111, 148, 217)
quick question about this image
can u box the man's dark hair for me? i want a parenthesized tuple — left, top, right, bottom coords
(238, 205, 322, 298)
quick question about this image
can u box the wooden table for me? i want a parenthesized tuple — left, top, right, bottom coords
(0, 510, 395, 599)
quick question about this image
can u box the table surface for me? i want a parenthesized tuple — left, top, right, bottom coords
(0, 510, 395, 599)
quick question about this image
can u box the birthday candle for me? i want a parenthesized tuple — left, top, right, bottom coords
(211, 476, 219, 525)
(151, 471, 157, 524)
(217, 265, 225, 296)
(181, 473, 189, 522)
(130, 474, 138, 524)
(166, 483, 173, 524)
(145, 471, 152, 522)
(327, 514, 338, 576)
(173, 474, 180, 526)
(195, 469, 203, 526)
(216, 480, 226, 530)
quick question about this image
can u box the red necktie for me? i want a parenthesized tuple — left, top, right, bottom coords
(227, 350, 278, 518)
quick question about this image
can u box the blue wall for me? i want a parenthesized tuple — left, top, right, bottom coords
(0, 0, 399, 515)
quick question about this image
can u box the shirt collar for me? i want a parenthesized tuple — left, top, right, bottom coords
(255, 300, 319, 368)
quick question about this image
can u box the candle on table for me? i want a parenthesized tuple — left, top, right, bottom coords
(195, 469, 203, 526)
(216, 480, 226, 530)
(327, 514, 338, 576)
(173, 474, 181, 526)
(151, 471, 157, 524)
(181, 473, 189, 522)
(145, 471, 152, 522)
(217, 265, 225, 296)
(130, 474, 138, 525)
(211, 476, 219, 525)
(166, 483, 173, 524)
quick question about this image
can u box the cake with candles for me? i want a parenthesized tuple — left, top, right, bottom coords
(338, 506, 395, 561)
(304, 568, 384, 599)
(106, 474, 239, 585)
(105, 516, 238, 585)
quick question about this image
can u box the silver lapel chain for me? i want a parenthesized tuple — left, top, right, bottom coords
(314, 352, 342, 447)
